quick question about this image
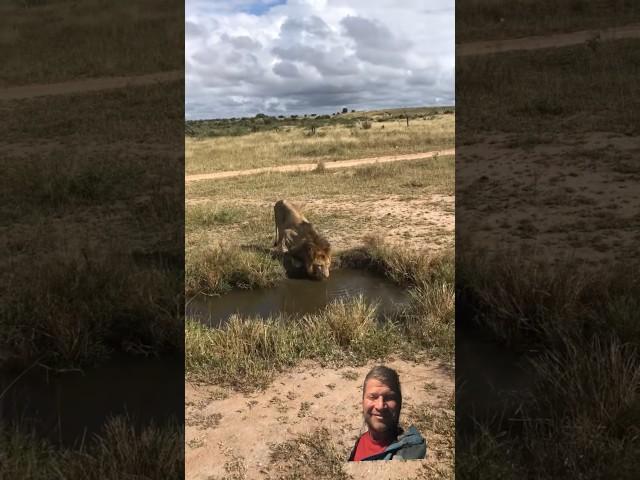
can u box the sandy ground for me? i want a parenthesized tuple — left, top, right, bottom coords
(185, 149, 455, 183)
(0, 70, 181, 101)
(457, 131, 640, 265)
(185, 359, 454, 480)
(457, 22, 640, 56)
(308, 195, 454, 253)
(186, 193, 454, 253)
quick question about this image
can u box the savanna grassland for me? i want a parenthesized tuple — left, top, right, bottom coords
(185, 108, 455, 479)
(456, 0, 640, 43)
(0, 0, 182, 87)
(456, 21, 640, 480)
(1, 0, 183, 477)
(185, 107, 454, 174)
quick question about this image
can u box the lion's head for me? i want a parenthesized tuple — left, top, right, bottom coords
(286, 222, 332, 280)
(304, 242, 332, 280)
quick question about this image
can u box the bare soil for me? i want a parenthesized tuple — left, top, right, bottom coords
(457, 131, 640, 265)
(185, 359, 454, 480)
(0, 70, 181, 101)
(185, 149, 455, 183)
(186, 194, 454, 253)
(458, 22, 640, 56)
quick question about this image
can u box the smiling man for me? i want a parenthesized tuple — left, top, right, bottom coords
(348, 366, 427, 461)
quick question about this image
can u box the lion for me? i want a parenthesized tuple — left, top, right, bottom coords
(273, 199, 332, 280)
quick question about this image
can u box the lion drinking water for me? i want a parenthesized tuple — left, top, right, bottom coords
(273, 199, 332, 280)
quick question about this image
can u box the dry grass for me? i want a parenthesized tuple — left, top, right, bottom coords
(1, 83, 184, 368)
(457, 39, 640, 136)
(187, 154, 453, 200)
(185, 246, 454, 390)
(1, 250, 183, 369)
(0, 0, 182, 87)
(457, 251, 640, 479)
(185, 154, 453, 294)
(456, 0, 640, 43)
(267, 427, 350, 480)
(0, 416, 183, 480)
(185, 244, 284, 297)
(186, 113, 454, 174)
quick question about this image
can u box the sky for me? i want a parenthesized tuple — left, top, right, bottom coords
(186, 0, 454, 120)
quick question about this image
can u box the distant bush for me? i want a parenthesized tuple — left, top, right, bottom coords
(361, 120, 372, 130)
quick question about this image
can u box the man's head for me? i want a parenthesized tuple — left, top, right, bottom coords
(362, 366, 402, 439)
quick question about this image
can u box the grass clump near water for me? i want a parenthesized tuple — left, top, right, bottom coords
(185, 296, 402, 390)
(186, 242, 455, 390)
(185, 244, 284, 297)
(0, 250, 183, 369)
(456, 251, 640, 479)
(341, 236, 455, 358)
(457, 250, 640, 349)
(0, 416, 183, 480)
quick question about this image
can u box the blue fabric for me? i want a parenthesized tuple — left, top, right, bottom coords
(348, 425, 427, 461)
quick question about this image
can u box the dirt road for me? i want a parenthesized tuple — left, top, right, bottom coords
(0, 70, 182, 101)
(457, 23, 640, 56)
(185, 148, 455, 183)
(4, 23, 637, 102)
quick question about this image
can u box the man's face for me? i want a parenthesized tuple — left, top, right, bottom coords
(362, 378, 400, 435)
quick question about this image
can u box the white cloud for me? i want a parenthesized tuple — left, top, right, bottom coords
(186, 0, 454, 119)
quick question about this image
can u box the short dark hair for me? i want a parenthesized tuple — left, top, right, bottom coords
(362, 365, 402, 412)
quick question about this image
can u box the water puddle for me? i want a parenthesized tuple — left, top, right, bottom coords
(0, 355, 183, 446)
(186, 268, 410, 327)
(456, 320, 535, 437)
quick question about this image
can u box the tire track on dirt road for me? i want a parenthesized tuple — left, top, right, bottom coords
(0, 70, 182, 101)
(185, 148, 455, 183)
(457, 23, 640, 56)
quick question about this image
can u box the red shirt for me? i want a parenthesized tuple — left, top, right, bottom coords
(352, 431, 392, 461)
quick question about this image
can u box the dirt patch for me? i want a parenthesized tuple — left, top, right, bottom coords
(311, 195, 454, 253)
(458, 22, 640, 56)
(0, 70, 181, 101)
(457, 131, 640, 265)
(185, 149, 455, 183)
(186, 194, 454, 253)
(185, 359, 453, 480)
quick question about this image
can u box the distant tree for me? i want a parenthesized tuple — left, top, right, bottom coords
(342, 107, 348, 113)
(351, 109, 356, 112)
(310, 113, 317, 117)
(255, 113, 267, 118)
(291, 114, 298, 118)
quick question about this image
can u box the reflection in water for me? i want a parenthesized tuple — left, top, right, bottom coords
(456, 320, 535, 437)
(0, 355, 183, 446)
(186, 269, 410, 327)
